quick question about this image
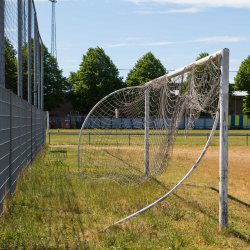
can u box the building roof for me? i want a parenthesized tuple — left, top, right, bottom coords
(232, 91, 249, 97)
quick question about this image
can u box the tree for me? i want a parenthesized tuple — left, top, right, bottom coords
(68, 47, 124, 113)
(5, 38, 67, 111)
(126, 52, 166, 87)
(5, 38, 18, 92)
(43, 46, 68, 111)
(234, 56, 250, 115)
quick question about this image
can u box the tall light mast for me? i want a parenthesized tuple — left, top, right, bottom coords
(49, 0, 57, 58)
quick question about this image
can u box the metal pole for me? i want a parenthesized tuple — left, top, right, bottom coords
(28, 0, 31, 103)
(34, 17, 37, 106)
(207, 133, 209, 141)
(38, 39, 41, 109)
(9, 92, 12, 195)
(0, 0, 5, 88)
(41, 44, 44, 110)
(18, 0, 23, 98)
(47, 111, 49, 132)
(219, 48, 229, 230)
(144, 88, 149, 175)
(31, 106, 33, 162)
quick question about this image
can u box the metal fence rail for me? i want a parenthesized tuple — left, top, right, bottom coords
(48, 132, 249, 146)
(0, 83, 46, 217)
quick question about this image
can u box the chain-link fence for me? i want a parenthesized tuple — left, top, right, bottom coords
(0, 0, 43, 107)
(0, 0, 46, 216)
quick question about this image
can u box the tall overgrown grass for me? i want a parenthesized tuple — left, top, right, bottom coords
(0, 145, 250, 249)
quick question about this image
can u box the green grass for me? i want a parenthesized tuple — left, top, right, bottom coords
(1, 143, 250, 249)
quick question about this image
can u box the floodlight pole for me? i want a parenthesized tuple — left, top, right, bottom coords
(219, 48, 229, 230)
(144, 88, 150, 175)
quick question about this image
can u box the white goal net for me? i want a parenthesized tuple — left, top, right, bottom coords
(78, 52, 224, 188)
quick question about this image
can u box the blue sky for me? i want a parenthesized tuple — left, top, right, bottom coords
(34, 0, 250, 83)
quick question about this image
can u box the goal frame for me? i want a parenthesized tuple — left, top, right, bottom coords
(78, 48, 229, 230)
(144, 48, 229, 229)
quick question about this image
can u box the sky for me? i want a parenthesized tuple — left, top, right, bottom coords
(34, 0, 250, 83)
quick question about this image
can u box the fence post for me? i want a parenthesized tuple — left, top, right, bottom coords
(46, 111, 49, 132)
(9, 92, 12, 195)
(34, 17, 37, 107)
(41, 44, 44, 110)
(26, 101, 28, 166)
(0, 0, 5, 88)
(38, 38, 41, 109)
(31, 106, 33, 162)
(28, 0, 32, 103)
(18, 0, 23, 98)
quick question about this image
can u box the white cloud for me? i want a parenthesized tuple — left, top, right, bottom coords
(126, 37, 141, 40)
(142, 36, 247, 46)
(103, 36, 246, 48)
(190, 36, 247, 43)
(133, 7, 200, 13)
(142, 41, 174, 45)
(104, 43, 130, 48)
(125, 0, 250, 8)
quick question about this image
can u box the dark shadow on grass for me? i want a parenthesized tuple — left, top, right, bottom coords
(210, 187, 250, 208)
(228, 229, 250, 244)
(150, 180, 250, 243)
(148, 178, 218, 221)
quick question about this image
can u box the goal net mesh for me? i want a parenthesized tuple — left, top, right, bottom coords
(79, 55, 221, 187)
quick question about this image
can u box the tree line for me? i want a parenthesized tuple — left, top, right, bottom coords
(4, 42, 250, 115)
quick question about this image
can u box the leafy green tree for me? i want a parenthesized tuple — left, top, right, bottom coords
(5, 39, 67, 111)
(43, 46, 68, 111)
(126, 52, 166, 87)
(234, 56, 250, 115)
(69, 47, 124, 113)
(5, 38, 18, 92)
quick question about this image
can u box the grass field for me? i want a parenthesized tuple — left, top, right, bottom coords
(47, 129, 250, 147)
(0, 131, 250, 249)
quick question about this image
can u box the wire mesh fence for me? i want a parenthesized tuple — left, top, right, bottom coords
(0, 86, 46, 216)
(0, 0, 46, 216)
(0, 0, 44, 108)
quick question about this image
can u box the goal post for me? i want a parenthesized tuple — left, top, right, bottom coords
(78, 48, 230, 230)
(144, 87, 150, 175)
(219, 48, 229, 230)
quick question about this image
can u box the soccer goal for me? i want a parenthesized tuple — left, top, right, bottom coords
(78, 48, 229, 230)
